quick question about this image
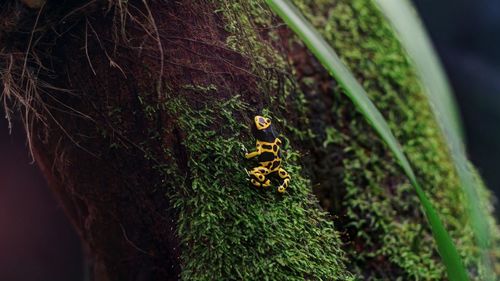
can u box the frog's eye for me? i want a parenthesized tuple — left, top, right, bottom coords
(265, 118, 271, 124)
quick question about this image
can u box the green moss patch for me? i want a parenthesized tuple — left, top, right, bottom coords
(206, 0, 500, 279)
(169, 96, 353, 280)
(291, 0, 499, 279)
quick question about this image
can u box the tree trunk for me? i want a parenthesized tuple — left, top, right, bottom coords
(1, 0, 498, 280)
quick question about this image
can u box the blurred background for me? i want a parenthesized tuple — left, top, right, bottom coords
(0, 117, 83, 281)
(0, 1, 499, 280)
(413, 0, 500, 216)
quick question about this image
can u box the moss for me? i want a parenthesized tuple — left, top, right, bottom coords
(207, 0, 499, 279)
(167, 96, 353, 280)
(5, 0, 498, 279)
(180, 84, 218, 93)
(213, 0, 312, 138)
(290, 0, 499, 279)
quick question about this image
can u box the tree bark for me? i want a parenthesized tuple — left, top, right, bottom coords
(1, 0, 498, 280)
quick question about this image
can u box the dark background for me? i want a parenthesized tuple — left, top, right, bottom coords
(0, 1, 499, 280)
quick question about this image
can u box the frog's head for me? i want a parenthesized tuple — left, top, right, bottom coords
(254, 115, 271, 130)
(252, 115, 277, 141)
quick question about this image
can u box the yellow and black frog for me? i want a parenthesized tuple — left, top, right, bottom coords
(245, 115, 291, 193)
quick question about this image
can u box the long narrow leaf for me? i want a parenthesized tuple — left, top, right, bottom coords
(374, 1, 494, 279)
(265, 0, 469, 280)
(373, 0, 463, 144)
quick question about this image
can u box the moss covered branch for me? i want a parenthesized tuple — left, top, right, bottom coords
(0, 0, 498, 280)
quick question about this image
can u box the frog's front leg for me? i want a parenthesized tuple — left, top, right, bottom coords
(245, 142, 262, 159)
(249, 166, 271, 188)
(245, 150, 260, 159)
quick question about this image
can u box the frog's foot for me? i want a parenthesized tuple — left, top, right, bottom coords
(249, 166, 271, 188)
(277, 168, 291, 193)
(251, 178, 271, 188)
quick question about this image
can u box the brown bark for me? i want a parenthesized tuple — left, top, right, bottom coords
(19, 1, 278, 279)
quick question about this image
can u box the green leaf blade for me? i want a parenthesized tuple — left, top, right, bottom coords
(265, 0, 469, 280)
(373, 0, 463, 144)
(373, 0, 494, 279)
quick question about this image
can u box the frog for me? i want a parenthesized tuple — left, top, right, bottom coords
(245, 115, 291, 193)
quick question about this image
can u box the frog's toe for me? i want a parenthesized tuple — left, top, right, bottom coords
(250, 179, 261, 187)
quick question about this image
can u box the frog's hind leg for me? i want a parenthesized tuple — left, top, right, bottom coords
(249, 166, 271, 188)
(277, 168, 291, 193)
